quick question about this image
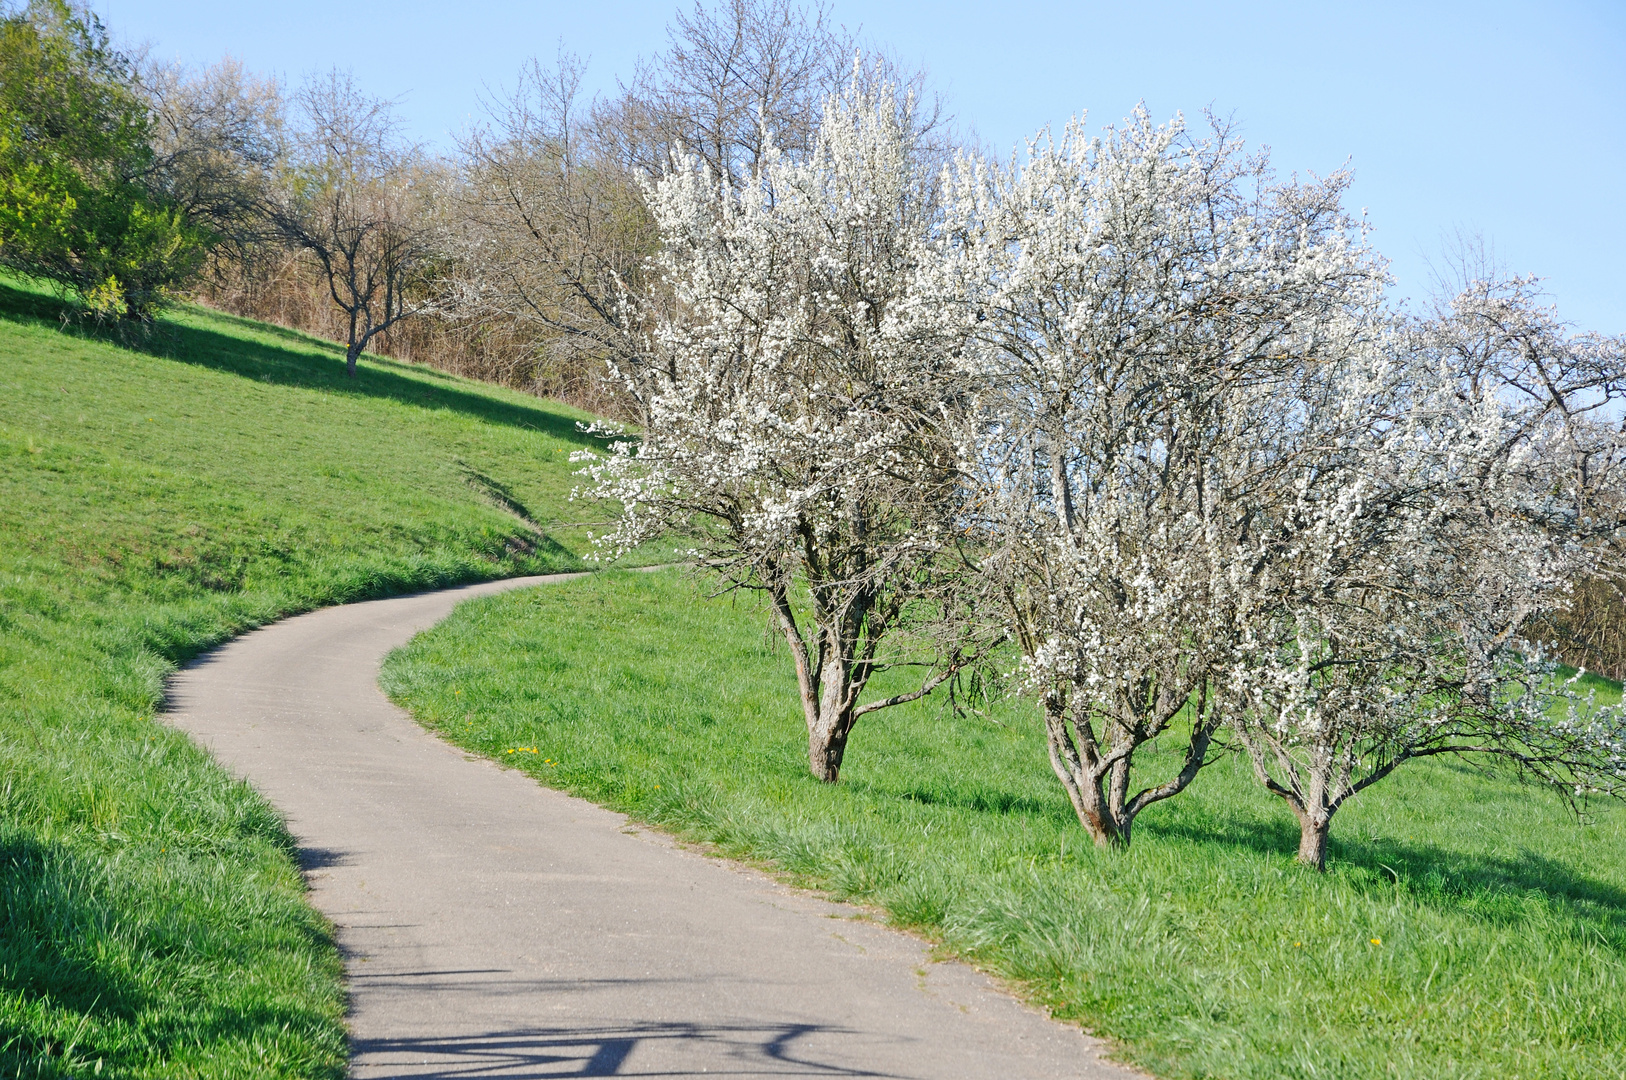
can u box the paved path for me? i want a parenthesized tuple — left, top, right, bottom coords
(164, 574, 1139, 1079)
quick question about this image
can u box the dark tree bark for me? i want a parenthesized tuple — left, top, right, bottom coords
(1296, 815, 1331, 870)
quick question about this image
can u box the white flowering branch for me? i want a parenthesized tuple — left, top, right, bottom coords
(575, 81, 994, 782)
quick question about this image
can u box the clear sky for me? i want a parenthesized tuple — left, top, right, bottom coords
(100, 1, 1624, 334)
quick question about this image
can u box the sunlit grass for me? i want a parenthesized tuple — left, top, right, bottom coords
(385, 569, 1626, 1080)
(0, 277, 661, 1078)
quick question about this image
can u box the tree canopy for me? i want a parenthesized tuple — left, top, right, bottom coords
(0, 0, 205, 316)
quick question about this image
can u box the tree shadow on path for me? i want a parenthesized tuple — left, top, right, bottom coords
(352, 1021, 908, 1078)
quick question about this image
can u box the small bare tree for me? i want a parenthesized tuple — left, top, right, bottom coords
(264, 71, 440, 377)
(596, 0, 876, 183)
(138, 56, 283, 261)
(445, 53, 653, 407)
(578, 83, 987, 782)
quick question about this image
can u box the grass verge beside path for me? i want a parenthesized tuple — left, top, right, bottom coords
(0, 279, 659, 1078)
(384, 569, 1626, 1080)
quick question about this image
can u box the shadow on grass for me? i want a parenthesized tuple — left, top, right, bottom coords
(0, 281, 602, 448)
(0, 837, 141, 1057)
(1146, 808, 1626, 940)
(873, 780, 1072, 825)
(867, 750, 1626, 942)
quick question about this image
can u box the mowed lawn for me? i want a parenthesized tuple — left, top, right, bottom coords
(384, 569, 1626, 1080)
(0, 279, 655, 1079)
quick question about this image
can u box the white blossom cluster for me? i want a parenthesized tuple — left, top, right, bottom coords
(933, 112, 1624, 860)
(576, 82, 984, 782)
(934, 109, 1404, 849)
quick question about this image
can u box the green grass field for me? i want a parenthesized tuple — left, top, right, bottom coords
(383, 570, 1626, 1080)
(0, 279, 657, 1078)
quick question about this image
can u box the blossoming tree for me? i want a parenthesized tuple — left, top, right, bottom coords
(1228, 279, 1626, 868)
(942, 109, 1386, 848)
(578, 84, 986, 782)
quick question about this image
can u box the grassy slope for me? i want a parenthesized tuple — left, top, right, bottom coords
(0, 279, 647, 1078)
(384, 570, 1626, 1080)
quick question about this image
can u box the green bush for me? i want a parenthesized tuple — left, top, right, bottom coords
(0, 1, 206, 318)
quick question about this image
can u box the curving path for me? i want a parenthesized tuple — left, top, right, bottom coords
(165, 574, 1140, 1079)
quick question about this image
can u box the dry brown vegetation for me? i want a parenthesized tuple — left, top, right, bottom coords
(194, 249, 633, 414)
(1545, 574, 1626, 682)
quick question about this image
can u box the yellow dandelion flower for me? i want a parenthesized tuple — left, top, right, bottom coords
(1370, 937, 1382, 946)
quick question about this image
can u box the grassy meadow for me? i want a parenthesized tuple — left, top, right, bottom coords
(384, 569, 1626, 1080)
(0, 278, 657, 1078)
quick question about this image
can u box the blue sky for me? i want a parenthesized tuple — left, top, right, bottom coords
(102, 1, 1624, 333)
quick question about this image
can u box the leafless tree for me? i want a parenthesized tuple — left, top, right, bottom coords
(263, 70, 441, 377)
(445, 53, 652, 408)
(138, 56, 283, 260)
(594, 0, 909, 183)
(443, 2, 960, 412)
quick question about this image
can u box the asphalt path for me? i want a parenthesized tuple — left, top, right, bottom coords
(164, 573, 1141, 1079)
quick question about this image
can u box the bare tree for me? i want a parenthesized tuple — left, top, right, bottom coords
(595, 0, 956, 184)
(596, 0, 848, 182)
(446, 53, 652, 407)
(138, 55, 283, 260)
(444, 3, 956, 411)
(263, 70, 440, 377)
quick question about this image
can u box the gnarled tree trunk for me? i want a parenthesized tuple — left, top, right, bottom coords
(806, 650, 861, 782)
(1296, 813, 1331, 870)
(1041, 686, 1218, 849)
(1240, 736, 1341, 871)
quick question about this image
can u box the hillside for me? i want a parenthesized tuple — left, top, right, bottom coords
(4, 272, 1622, 1079)
(0, 279, 636, 1078)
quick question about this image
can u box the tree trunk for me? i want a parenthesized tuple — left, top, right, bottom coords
(1242, 736, 1339, 870)
(1296, 814, 1331, 870)
(1041, 695, 1125, 848)
(346, 341, 362, 378)
(1075, 783, 1125, 849)
(807, 652, 857, 782)
(808, 717, 852, 782)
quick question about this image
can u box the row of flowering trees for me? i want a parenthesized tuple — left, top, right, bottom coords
(578, 83, 1626, 869)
